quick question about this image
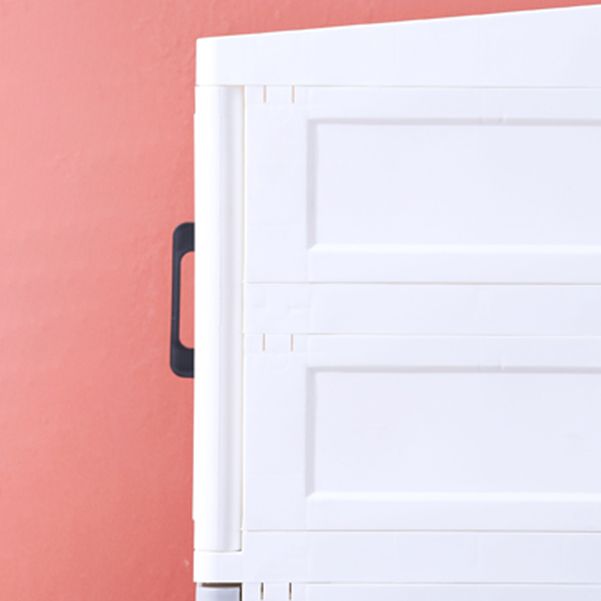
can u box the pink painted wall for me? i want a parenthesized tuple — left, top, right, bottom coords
(0, 1, 597, 599)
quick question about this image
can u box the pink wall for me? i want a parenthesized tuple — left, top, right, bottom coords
(0, 1, 597, 599)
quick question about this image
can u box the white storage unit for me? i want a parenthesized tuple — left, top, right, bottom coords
(171, 5, 601, 600)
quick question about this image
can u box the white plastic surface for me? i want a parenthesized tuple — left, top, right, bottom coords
(197, 531, 601, 583)
(196, 5, 601, 87)
(245, 284, 601, 336)
(194, 86, 244, 552)
(194, 4, 601, 594)
(303, 585, 601, 601)
(243, 335, 601, 533)
(245, 86, 601, 284)
(248, 583, 601, 601)
(197, 585, 240, 601)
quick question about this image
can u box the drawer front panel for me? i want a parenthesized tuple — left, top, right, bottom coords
(246, 87, 601, 284)
(245, 335, 601, 532)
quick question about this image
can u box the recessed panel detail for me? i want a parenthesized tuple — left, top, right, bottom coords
(310, 369, 601, 496)
(310, 120, 601, 247)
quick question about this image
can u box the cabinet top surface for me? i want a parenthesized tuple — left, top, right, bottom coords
(195, 5, 601, 87)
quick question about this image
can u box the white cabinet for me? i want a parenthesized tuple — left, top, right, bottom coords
(185, 5, 601, 600)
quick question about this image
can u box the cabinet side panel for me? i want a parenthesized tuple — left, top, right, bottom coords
(194, 86, 244, 552)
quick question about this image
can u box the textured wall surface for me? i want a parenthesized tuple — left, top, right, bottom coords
(0, 1, 597, 599)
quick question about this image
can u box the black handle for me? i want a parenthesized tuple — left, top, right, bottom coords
(170, 222, 194, 377)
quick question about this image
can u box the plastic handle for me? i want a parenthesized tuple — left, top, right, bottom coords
(170, 222, 194, 378)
